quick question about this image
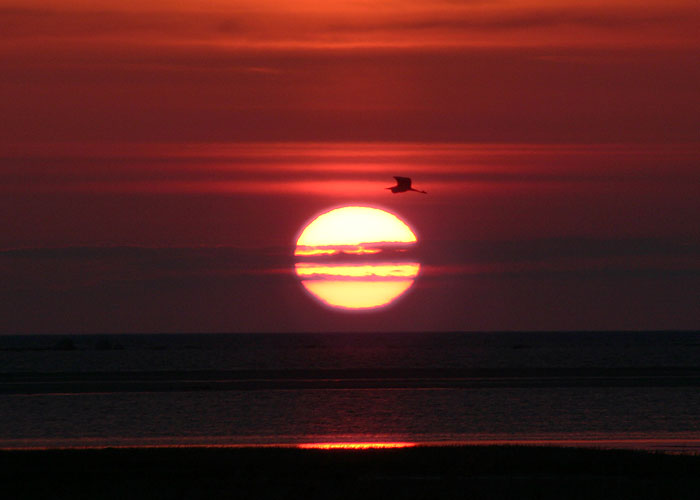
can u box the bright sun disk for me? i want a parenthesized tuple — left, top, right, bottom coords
(294, 206, 420, 310)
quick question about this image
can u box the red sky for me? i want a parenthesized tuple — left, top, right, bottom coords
(1, 1, 699, 332)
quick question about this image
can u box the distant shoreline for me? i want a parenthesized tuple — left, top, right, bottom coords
(2, 330, 700, 336)
(3, 445, 699, 499)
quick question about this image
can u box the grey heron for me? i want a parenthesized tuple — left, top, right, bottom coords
(386, 176, 427, 194)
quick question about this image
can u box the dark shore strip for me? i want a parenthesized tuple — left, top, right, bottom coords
(2, 445, 700, 499)
(3, 367, 700, 394)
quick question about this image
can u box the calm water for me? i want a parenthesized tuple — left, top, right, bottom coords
(1, 332, 699, 451)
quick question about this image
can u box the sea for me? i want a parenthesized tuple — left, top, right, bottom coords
(1, 331, 699, 452)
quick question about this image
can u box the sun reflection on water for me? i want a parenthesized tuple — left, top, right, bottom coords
(297, 442, 416, 450)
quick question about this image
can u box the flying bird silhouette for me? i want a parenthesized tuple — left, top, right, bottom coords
(386, 176, 427, 194)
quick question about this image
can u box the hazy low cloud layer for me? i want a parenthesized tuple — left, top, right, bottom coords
(1, 240, 698, 333)
(2, 237, 697, 291)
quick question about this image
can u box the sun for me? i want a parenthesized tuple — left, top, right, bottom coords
(294, 206, 420, 310)
(296, 206, 416, 248)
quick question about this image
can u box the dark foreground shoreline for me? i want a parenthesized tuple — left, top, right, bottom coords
(3, 446, 700, 499)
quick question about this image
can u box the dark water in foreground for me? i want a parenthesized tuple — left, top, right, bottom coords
(1, 332, 699, 451)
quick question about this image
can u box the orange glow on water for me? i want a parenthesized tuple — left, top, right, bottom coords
(294, 206, 419, 310)
(297, 442, 416, 450)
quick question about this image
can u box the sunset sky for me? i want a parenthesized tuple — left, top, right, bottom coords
(1, 0, 698, 332)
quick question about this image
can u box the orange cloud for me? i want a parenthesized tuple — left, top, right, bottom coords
(2, 1, 698, 49)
